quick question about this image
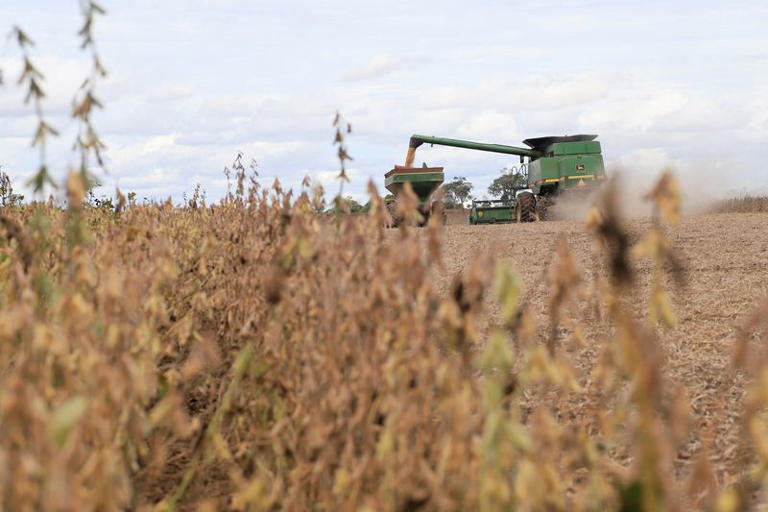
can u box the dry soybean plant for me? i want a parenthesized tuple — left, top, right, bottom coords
(10, 25, 59, 194)
(711, 195, 768, 214)
(3, 9, 768, 512)
(1, 158, 767, 510)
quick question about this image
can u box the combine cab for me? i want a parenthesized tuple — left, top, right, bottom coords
(384, 165, 445, 226)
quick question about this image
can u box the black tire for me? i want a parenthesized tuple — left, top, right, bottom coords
(515, 191, 536, 223)
(536, 195, 553, 221)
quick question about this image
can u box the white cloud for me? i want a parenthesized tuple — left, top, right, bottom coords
(1, 0, 767, 204)
(416, 74, 610, 112)
(745, 87, 768, 140)
(0, 56, 91, 117)
(455, 111, 521, 142)
(579, 87, 688, 132)
(312, 168, 368, 203)
(344, 53, 428, 82)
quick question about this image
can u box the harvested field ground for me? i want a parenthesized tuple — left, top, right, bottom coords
(433, 212, 768, 477)
(445, 208, 470, 225)
(4, 184, 768, 508)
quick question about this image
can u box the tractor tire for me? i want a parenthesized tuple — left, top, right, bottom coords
(515, 191, 536, 222)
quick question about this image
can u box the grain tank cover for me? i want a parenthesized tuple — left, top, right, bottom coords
(522, 134, 597, 152)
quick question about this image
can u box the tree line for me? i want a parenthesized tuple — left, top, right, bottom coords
(326, 166, 527, 213)
(0, 165, 525, 212)
(441, 166, 527, 208)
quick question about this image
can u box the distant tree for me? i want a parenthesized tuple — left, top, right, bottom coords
(0, 167, 24, 206)
(329, 196, 364, 213)
(442, 176, 473, 208)
(345, 197, 364, 213)
(488, 167, 527, 200)
(94, 197, 115, 211)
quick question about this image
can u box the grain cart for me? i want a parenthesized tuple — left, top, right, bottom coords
(400, 134, 606, 221)
(469, 199, 514, 224)
(384, 165, 445, 226)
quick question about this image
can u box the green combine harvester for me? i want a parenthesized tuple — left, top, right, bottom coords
(389, 133, 606, 223)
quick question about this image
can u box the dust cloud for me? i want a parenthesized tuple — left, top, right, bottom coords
(550, 155, 735, 221)
(607, 149, 736, 217)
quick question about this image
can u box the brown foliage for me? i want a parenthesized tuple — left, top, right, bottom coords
(711, 195, 768, 214)
(0, 169, 766, 511)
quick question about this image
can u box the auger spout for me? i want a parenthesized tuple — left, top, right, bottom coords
(405, 134, 540, 166)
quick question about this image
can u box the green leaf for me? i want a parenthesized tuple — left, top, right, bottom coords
(477, 330, 514, 373)
(46, 396, 88, 447)
(619, 481, 643, 512)
(495, 261, 521, 323)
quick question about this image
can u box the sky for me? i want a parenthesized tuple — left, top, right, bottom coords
(1, 0, 767, 205)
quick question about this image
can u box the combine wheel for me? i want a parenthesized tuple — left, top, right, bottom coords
(515, 191, 536, 222)
(536, 196, 553, 221)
